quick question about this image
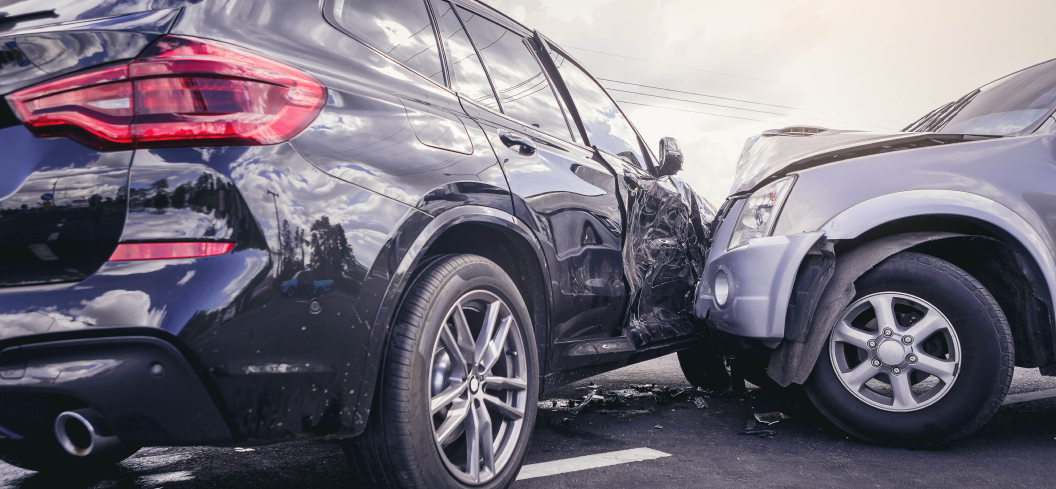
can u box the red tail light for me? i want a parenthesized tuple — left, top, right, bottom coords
(6, 35, 326, 150)
(109, 242, 235, 261)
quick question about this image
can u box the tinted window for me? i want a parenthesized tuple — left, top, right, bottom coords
(547, 46, 645, 167)
(434, 2, 499, 110)
(335, 0, 444, 84)
(456, 7, 570, 138)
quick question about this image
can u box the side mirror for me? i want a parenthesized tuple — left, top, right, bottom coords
(656, 137, 683, 176)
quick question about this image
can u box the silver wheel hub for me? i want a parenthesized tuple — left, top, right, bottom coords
(829, 292, 961, 412)
(876, 340, 907, 365)
(428, 290, 528, 484)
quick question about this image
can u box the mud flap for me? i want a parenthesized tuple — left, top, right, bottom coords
(768, 232, 964, 386)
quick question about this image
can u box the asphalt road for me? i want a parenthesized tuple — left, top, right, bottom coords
(3, 354, 1055, 488)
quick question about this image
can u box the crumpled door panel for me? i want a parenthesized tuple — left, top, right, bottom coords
(601, 152, 708, 346)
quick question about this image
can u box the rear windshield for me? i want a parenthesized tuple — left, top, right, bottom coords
(905, 58, 1056, 136)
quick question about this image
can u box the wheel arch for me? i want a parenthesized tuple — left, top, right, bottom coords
(771, 189, 1056, 385)
(822, 190, 1056, 368)
(821, 190, 1056, 304)
(421, 221, 552, 377)
(350, 206, 552, 436)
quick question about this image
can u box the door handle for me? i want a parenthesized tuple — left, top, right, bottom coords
(498, 130, 536, 156)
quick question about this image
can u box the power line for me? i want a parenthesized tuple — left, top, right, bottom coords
(611, 88, 900, 129)
(600, 78, 805, 111)
(602, 78, 908, 126)
(567, 48, 909, 125)
(606, 88, 788, 116)
(615, 100, 781, 124)
(616, 100, 901, 130)
(564, 45, 806, 88)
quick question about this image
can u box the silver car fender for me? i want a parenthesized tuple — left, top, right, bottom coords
(821, 189, 1056, 302)
(768, 189, 1056, 385)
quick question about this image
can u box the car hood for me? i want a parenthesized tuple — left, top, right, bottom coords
(730, 128, 975, 195)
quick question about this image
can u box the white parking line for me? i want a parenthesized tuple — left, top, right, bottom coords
(516, 447, 670, 480)
(1003, 388, 1056, 406)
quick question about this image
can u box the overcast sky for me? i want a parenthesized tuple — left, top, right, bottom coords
(484, 0, 1056, 204)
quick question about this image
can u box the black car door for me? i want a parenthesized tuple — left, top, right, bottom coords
(436, 2, 628, 345)
(541, 42, 706, 347)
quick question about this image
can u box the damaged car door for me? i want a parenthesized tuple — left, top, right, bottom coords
(542, 43, 711, 348)
(443, 3, 629, 345)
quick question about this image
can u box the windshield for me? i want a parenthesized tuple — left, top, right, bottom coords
(905, 58, 1056, 136)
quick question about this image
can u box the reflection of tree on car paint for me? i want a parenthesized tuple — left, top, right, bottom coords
(281, 270, 334, 297)
(275, 215, 365, 297)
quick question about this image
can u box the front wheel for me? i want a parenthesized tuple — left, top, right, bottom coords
(805, 252, 1013, 447)
(346, 254, 538, 488)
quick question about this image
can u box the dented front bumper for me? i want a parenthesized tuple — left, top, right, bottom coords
(695, 200, 824, 341)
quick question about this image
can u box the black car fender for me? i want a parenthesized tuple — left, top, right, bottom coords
(350, 205, 552, 435)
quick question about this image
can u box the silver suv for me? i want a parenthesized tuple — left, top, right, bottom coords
(694, 58, 1056, 446)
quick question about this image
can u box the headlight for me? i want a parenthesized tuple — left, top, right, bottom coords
(727, 176, 796, 250)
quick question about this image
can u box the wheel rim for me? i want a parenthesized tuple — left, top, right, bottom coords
(429, 290, 528, 484)
(829, 292, 961, 412)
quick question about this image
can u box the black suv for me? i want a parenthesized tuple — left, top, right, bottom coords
(0, 0, 714, 486)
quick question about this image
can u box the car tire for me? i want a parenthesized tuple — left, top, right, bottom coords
(804, 252, 1013, 447)
(285, 286, 296, 297)
(729, 355, 785, 395)
(345, 254, 539, 488)
(677, 345, 730, 391)
(0, 439, 138, 473)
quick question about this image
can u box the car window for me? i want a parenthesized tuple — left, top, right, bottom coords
(907, 58, 1056, 136)
(455, 6, 571, 139)
(434, 2, 499, 111)
(333, 0, 444, 84)
(546, 45, 646, 168)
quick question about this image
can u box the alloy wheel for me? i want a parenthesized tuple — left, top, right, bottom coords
(429, 290, 528, 484)
(829, 292, 961, 412)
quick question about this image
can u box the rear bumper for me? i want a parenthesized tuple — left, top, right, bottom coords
(0, 335, 231, 446)
(695, 202, 824, 340)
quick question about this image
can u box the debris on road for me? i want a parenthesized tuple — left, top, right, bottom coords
(597, 408, 656, 416)
(651, 385, 698, 404)
(754, 412, 791, 425)
(539, 384, 718, 417)
(607, 388, 655, 399)
(575, 382, 600, 391)
(572, 389, 605, 414)
(538, 399, 574, 411)
(740, 420, 777, 439)
(654, 425, 663, 429)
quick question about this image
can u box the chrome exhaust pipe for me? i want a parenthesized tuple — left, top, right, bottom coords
(54, 408, 123, 457)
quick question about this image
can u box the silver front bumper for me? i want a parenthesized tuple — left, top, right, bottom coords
(695, 199, 824, 341)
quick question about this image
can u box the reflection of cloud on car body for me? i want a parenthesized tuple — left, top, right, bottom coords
(69, 290, 166, 327)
